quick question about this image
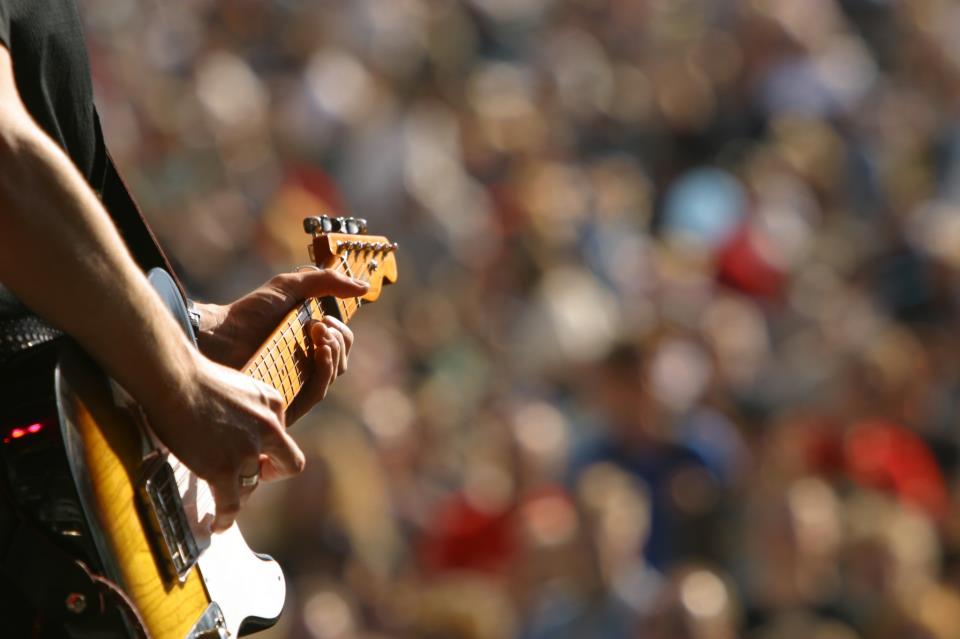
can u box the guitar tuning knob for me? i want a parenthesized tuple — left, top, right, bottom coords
(342, 218, 360, 234)
(303, 215, 335, 235)
(356, 218, 369, 234)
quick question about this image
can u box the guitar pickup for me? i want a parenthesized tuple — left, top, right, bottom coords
(137, 456, 200, 584)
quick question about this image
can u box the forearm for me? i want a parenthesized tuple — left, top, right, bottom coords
(0, 112, 197, 409)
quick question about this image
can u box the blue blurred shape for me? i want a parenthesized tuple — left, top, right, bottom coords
(662, 168, 745, 247)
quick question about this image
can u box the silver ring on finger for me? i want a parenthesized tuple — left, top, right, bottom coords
(239, 471, 260, 488)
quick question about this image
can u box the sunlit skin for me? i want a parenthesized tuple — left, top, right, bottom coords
(0, 45, 361, 531)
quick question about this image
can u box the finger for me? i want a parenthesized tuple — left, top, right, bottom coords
(324, 323, 347, 375)
(210, 476, 242, 533)
(309, 322, 339, 388)
(322, 315, 354, 356)
(258, 421, 306, 480)
(258, 453, 285, 483)
(252, 377, 287, 428)
(238, 457, 261, 503)
(271, 269, 368, 302)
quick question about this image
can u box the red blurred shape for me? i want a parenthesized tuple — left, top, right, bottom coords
(4, 422, 45, 444)
(845, 420, 948, 519)
(715, 224, 786, 300)
(418, 492, 517, 576)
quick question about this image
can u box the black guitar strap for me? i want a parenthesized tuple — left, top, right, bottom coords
(94, 109, 186, 301)
(0, 484, 149, 638)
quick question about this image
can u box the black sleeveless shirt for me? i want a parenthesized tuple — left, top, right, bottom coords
(0, 0, 104, 191)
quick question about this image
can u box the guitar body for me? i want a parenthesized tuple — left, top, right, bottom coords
(1, 270, 284, 638)
(0, 217, 396, 638)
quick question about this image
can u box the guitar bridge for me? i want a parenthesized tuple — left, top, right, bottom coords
(137, 456, 200, 583)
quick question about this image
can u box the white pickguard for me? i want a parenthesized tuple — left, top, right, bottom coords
(171, 457, 286, 637)
(197, 524, 286, 637)
(103, 271, 287, 637)
(105, 380, 288, 638)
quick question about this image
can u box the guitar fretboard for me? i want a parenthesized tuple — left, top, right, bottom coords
(243, 294, 362, 408)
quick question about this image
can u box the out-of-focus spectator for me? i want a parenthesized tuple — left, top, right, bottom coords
(83, 0, 960, 636)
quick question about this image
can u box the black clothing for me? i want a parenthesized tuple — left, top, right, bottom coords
(0, 0, 178, 318)
(0, 6, 180, 634)
(0, 0, 104, 191)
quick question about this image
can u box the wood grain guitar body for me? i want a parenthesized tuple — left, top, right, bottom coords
(0, 217, 395, 638)
(56, 345, 215, 639)
(50, 268, 286, 638)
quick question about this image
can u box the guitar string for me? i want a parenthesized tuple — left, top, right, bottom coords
(247, 256, 369, 395)
(166, 266, 371, 511)
(167, 252, 376, 511)
(244, 264, 367, 403)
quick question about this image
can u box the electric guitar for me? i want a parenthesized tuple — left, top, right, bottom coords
(0, 216, 397, 638)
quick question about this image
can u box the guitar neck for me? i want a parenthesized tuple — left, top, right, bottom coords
(243, 295, 362, 409)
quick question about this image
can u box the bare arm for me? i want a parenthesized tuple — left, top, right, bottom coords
(0, 47, 302, 531)
(0, 46, 194, 410)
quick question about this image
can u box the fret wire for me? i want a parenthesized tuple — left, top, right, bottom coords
(282, 329, 306, 388)
(275, 318, 311, 391)
(278, 336, 300, 399)
(275, 342, 296, 399)
(275, 348, 293, 393)
(266, 348, 284, 393)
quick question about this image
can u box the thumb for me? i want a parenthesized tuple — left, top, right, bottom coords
(295, 269, 369, 299)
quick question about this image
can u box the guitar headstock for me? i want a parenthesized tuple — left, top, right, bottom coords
(304, 215, 398, 302)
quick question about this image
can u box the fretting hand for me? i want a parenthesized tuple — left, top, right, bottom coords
(192, 269, 367, 424)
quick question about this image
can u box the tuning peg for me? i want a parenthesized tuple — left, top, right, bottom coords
(303, 215, 336, 235)
(356, 218, 369, 234)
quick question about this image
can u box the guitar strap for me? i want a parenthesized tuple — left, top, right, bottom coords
(0, 518, 149, 639)
(94, 109, 186, 301)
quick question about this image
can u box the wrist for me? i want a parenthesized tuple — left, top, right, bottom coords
(135, 330, 205, 421)
(191, 301, 230, 361)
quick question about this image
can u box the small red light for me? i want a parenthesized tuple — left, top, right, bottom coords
(3, 421, 47, 444)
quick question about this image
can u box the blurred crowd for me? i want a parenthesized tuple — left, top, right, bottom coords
(84, 0, 960, 637)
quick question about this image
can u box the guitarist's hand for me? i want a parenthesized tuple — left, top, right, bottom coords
(192, 269, 368, 423)
(144, 353, 306, 532)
